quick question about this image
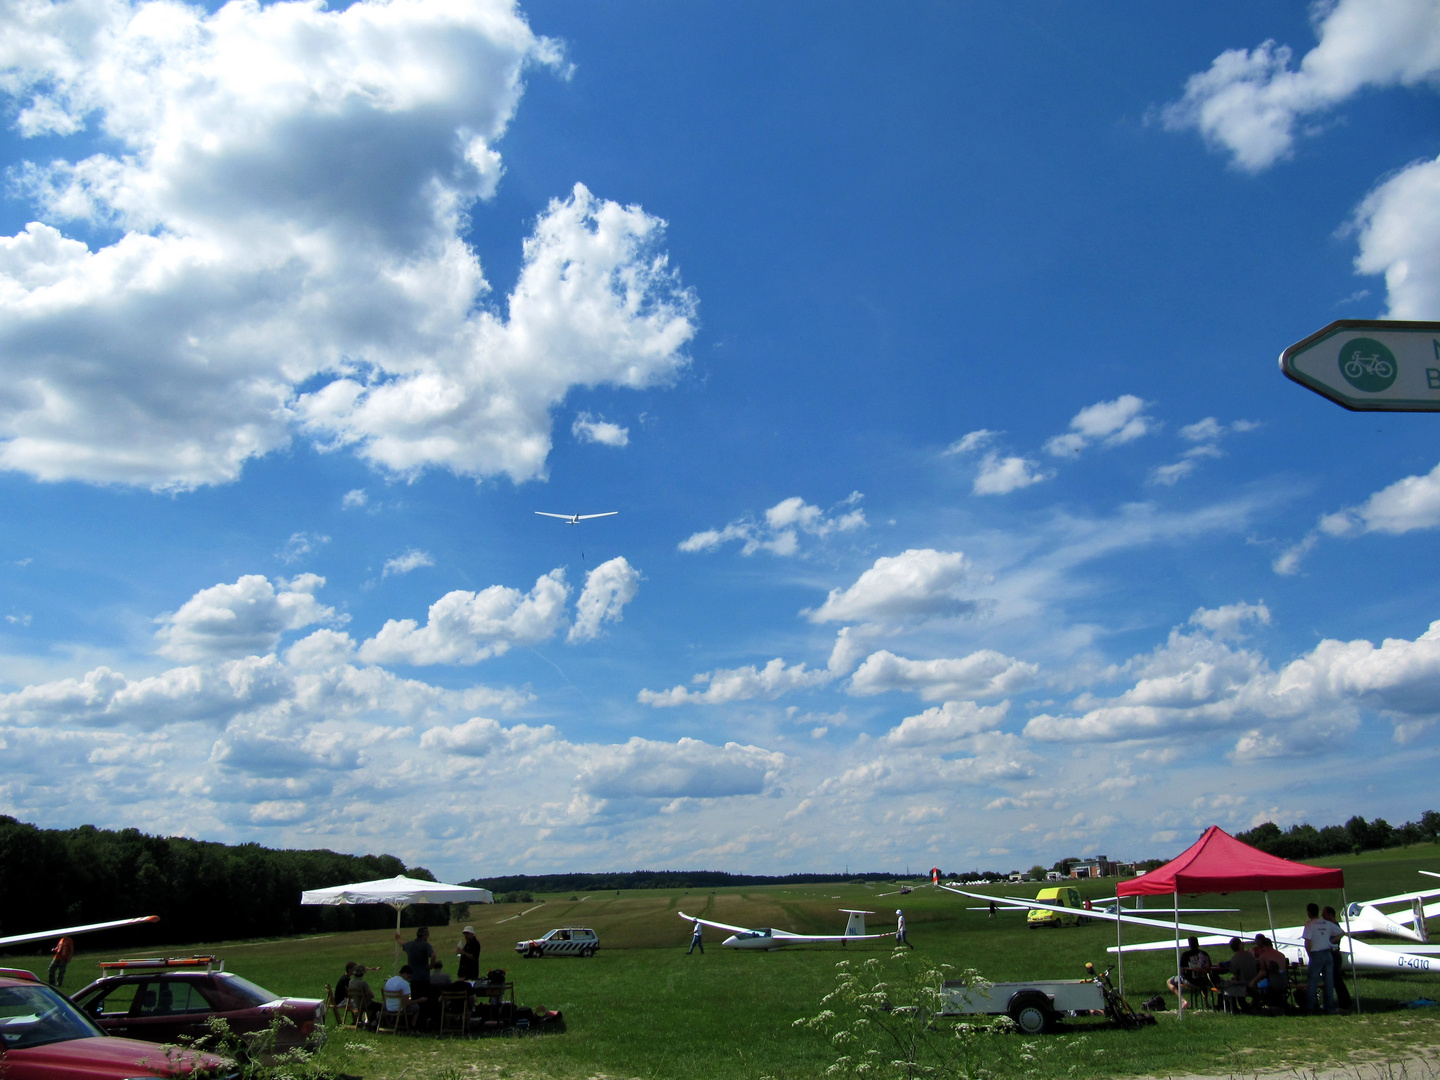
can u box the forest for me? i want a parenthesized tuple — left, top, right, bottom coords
(0, 816, 435, 950)
(1236, 811, 1440, 860)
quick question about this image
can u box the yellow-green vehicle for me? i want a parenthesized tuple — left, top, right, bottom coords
(1026, 886, 1090, 927)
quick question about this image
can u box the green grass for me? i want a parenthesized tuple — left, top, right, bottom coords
(7, 844, 1440, 1080)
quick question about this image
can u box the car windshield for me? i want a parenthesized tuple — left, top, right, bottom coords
(0, 983, 103, 1050)
(215, 974, 279, 1006)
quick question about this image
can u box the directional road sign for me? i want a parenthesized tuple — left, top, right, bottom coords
(1281, 320, 1440, 412)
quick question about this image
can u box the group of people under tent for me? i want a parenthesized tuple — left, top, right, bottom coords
(334, 925, 487, 1031)
(1165, 903, 1350, 1014)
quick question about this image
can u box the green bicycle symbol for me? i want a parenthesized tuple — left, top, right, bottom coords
(1339, 338, 1398, 393)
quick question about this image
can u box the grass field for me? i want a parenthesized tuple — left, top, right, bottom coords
(8, 844, 1440, 1080)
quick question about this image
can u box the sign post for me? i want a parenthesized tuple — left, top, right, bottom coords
(1280, 320, 1440, 412)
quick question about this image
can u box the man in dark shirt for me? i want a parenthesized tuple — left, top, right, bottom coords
(1167, 936, 1212, 1010)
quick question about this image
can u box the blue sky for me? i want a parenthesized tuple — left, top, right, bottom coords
(2, 0, 1440, 880)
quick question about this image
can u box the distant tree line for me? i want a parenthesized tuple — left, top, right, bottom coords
(464, 870, 918, 893)
(1237, 810, 1440, 861)
(0, 817, 446, 954)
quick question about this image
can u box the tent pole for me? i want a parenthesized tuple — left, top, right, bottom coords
(394, 905, 403, 976)
(1174, 889, 1183, 1022)
(1264, 891, 1276, 941)
(1342, 887, 1360, 1015)
(1116, 899, 1125, 996)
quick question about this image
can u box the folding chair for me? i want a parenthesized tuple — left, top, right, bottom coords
(344, 988, 366, 1028)
(377, 990, 412, 1034)
(438, 988, 470, 1037)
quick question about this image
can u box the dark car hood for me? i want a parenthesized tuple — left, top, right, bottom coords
(8, 1034, 227, 1076)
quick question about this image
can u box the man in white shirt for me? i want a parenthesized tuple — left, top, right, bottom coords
(1301, 902, 1341, 1013)
(384, 965, 420, 1021)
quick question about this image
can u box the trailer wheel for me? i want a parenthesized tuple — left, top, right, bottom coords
(1008, 993, 1054, 1035)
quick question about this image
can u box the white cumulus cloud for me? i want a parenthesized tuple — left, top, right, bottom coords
(1161, 0, 1440, 172)
(679, 493, 865, 556)
(1353, 154, 1440, 319)
(575, 737, 784, 800)
(1277, 458, 1440, 574)
(880, 699, 1011, 748)
(359, 570, 569, 665)
(638, 658, 832, 707)
(568, 556, 640, 643)
(1044, 395, 1154, 457)
(848, 649, 1036, 701)
(973, 452, 1051, 495)
(155, 574, 340, 661)
(1021, 604, 1440, 756)
(0, 0, 694, 490)
(571, 412, 629, 447)
(383, 550, 435, 578)
(806, 549, 976, 626)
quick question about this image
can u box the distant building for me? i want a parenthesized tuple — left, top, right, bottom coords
(1070, 855, 1120, 879)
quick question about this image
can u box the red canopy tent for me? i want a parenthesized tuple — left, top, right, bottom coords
(1118, 825, 1343, 896)
(1112, 826, 1352, 1015)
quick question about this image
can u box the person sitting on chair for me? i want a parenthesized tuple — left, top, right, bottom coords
(1216, 936, 1259, 1009)
(384, 965, 421, 1022)
(1250, 935, 1290, 1006)
(335, 961, 356, 1007)
(1167, 937, 1212, 1010)
(349, 965, 379, 1026)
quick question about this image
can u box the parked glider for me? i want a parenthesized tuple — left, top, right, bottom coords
(678, 909, 892, 950)
(535, 512, 618, 525)
(939, 884, 1440, 973)
(0, 915, 159, 950)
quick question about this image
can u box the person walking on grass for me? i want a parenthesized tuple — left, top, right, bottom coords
(687, 920, 704, 954)
(895, 909, 913, 949)
(47, 936, 73, 989)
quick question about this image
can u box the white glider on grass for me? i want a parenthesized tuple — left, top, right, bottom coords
(939, 883, 1440, 974)
(678, 909, 893, 951)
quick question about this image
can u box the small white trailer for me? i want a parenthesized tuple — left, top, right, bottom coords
(941, 978, 1106, 1034)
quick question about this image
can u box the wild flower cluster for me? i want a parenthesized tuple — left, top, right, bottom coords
(793, 948, 1013, 1079)
(154, 1014, 372, 1080)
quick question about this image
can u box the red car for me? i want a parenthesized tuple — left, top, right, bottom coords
(70, 962, 324, 1055)
(0, 973, 232, 1079)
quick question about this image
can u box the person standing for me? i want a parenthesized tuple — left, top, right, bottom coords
(988, 900, 997, 919)
(1322, 906, 1353, 1010)
(687, 920, 704, 955)
(895, 909, 913, 948)
(47, 936, 74, 988)
(1302, 902, 1340, 1014)
(398, 926, 435, 989)
(455, 927, 481, 981)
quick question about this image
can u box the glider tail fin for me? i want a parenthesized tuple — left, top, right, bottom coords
(842, 910, 869, 936)
(1416, 897, 1431, 943)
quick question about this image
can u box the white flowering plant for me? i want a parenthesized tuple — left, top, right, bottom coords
(793, 949, 1013, 1079)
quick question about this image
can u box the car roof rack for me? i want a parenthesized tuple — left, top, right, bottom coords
(98, 955, 225, 974)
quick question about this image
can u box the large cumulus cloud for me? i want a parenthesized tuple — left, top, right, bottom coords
(0, 0, 695, 489)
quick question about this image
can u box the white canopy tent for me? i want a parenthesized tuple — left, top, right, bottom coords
(300, 875, 494, 974)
